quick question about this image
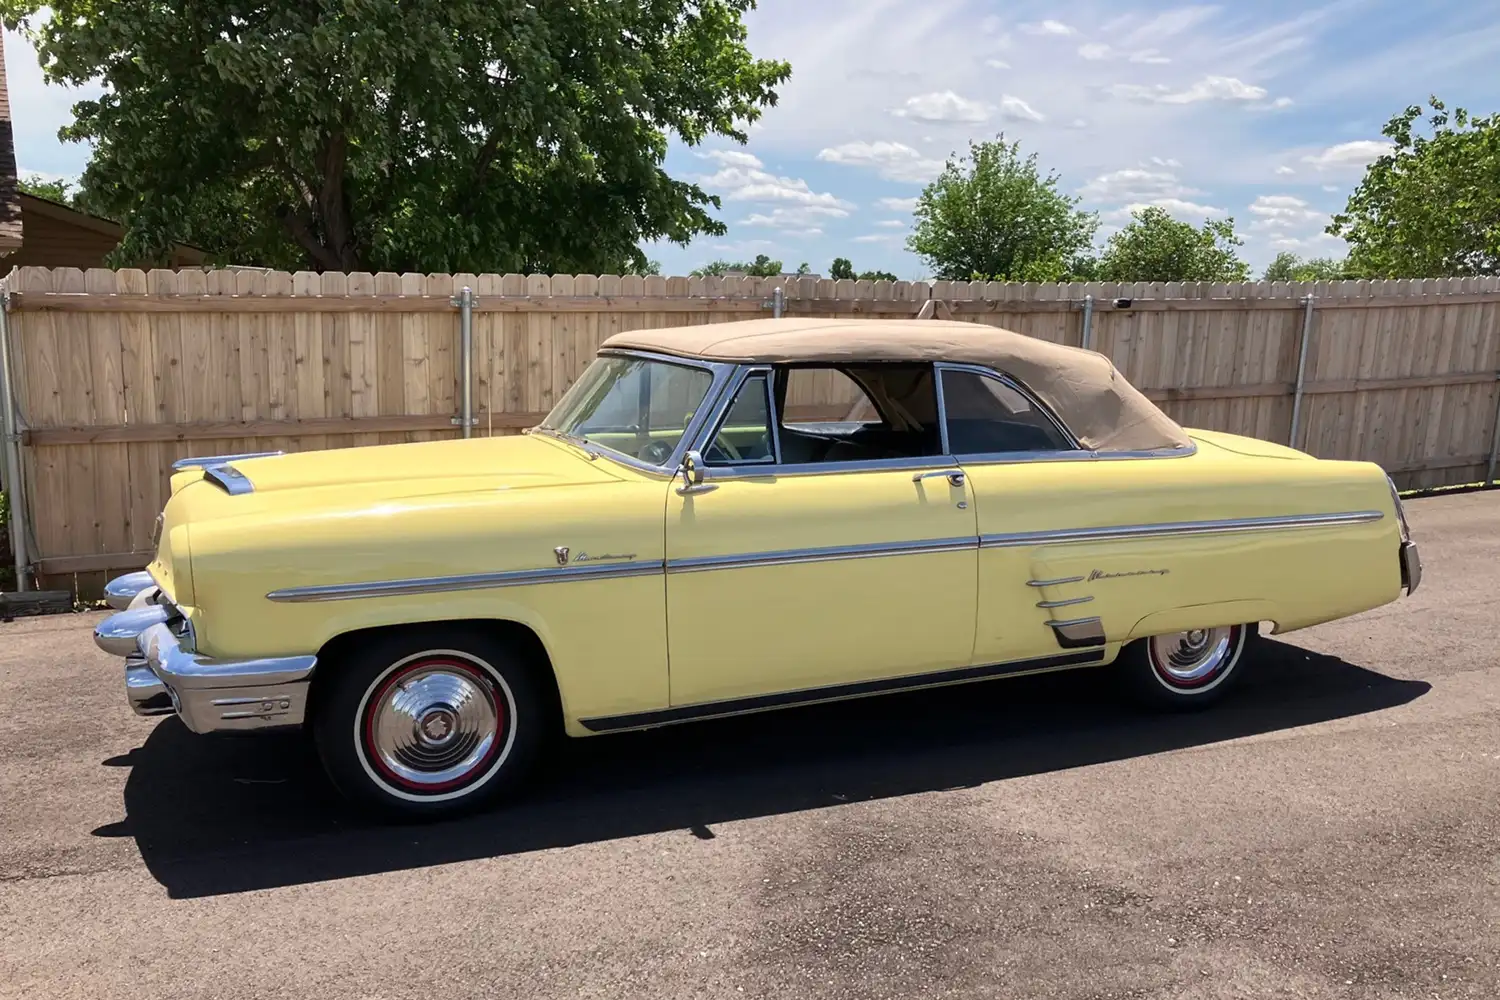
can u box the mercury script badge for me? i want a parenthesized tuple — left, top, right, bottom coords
(1089, 567, 1170, 580)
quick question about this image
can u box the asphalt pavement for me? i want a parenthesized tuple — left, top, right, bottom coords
(1, 490, 1497, 999)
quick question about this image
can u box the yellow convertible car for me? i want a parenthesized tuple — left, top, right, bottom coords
(94, 318, 1421, 818)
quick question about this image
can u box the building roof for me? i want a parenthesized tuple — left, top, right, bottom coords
(601, 317, 1190, 453)
(0, 34, 22, 254)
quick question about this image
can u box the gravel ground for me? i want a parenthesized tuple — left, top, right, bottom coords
(1, 490, 1496, 999)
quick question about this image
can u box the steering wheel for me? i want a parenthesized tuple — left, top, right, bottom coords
(640, 439, 675, 465)
(705, 437, 744, 464)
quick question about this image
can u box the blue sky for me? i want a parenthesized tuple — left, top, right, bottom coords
(8, 0, 1500, 279)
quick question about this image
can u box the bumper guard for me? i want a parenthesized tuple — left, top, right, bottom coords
(95, 576, 317, 734)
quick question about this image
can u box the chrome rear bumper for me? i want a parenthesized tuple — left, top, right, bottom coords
(95, 575, 318, 734)
(1400, 540, 1422, 595)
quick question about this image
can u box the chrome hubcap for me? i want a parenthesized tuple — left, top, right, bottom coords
(1149, 626, 1236, 687)
(366, 660, 501, 790)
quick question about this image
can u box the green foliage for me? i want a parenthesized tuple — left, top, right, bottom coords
(16, 174, 77, 205)
(2, 0, 790, 274)
(1329, 97, 1500, 278)
(1261, 252, 1350, 282)
(691, 253, 783, 277)
(1095, 207, 1250, 282)
(907, 136, 1098, 282)
(829, 257, 897, 281)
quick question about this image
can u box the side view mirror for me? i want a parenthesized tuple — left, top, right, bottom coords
(676, 450, 716, 495)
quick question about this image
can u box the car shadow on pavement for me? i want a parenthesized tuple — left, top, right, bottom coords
(104, 638, 1429, 898)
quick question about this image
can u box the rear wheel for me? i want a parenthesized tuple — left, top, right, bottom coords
(1118, 624, 1252, 709)
(314, 628, 549, 819)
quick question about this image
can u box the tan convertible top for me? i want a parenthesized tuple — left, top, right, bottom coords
(601, 318, 1190, 452)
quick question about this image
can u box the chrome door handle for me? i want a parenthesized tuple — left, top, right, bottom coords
(913, 469, 965, 488)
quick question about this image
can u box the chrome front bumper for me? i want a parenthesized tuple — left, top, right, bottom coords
(95, 573, 317, 734)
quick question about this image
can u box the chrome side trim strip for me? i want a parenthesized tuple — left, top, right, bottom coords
(1027, 576, 1085, 588)
(1036, 596, 1093, 609)
(982, 510, 1383, 549)
(172, 451, 283, 471)
(578, 648, 1107, 733)
(667, 536, 978, 574)
(266, 561, 665, 603)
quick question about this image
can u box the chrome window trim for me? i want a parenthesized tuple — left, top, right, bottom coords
(704, 454, 961, 481)
(980, 509, 1383, 549)
(266, 560, 665, 603)
(667, 536, 978, 575)
(933, 362, 952, 456)
(935, 362, 1082, 452)
(534, 349, 739, 477)
(701, 365, 780, 468)
(957, 443, 1199, 467)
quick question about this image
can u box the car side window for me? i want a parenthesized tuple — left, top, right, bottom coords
(941, 369, 1074, 455)
(705, 374, 775, 465)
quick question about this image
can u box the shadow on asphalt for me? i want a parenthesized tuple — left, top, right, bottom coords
(102, 638, 1429, 898)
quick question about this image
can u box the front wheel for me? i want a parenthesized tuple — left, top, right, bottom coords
(1117, 624, 1252, 710)
(313, 628, 549, 820)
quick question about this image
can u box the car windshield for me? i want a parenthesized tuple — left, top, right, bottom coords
(540, 354, 715, 466)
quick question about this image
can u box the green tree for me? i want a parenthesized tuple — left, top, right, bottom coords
(16, 173, 77, 205)
(1328, 97, 1500, 277)
(1096, 207, 1249, 282)
(829, 257, 897, 281)
(691, 253, 783, 277)
(2, 0, 789, 273)
(1261, 252, 1350, 282)
(907, 135, 1098, 281)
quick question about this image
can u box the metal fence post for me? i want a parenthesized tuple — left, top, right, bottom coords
(1080, 294, 1095, 351)
(451, 286, 475, 438)
(1487, 373, 1500, 486)
(773, 286, 784, 319)
(1288, 294, 1315, 450)
(0, 291, 30, 591)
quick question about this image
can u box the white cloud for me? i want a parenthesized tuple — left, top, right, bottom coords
(875, 219, 908, 229)
(1322, 184, 1340, 193)
(877, 196, 920, 212)
(1150, 156, 1183, 168)
(1129, 49, 1171, 64)
(1021, 20, 1075, 36)
(742, 206, 851, 228)
(1079, 43, 1112, 60)
(985, 58, 1010, 69)
(1110, 76, 1268, 105)
(697, 165, 853, 209)
(1302, 139, 1394, 170)
(817, 141, 945, 184)
(1248, 194, 1323, 228)
(1275, 165, 1296, 176)
(1108, 198, 1227, 222)
(1068, 118, 1090, 129)
(997, 94, 1045, 123)
(697, 149, 764, 169)
(1271, 97, 1294, 109)
(1079, 167, 1200, 202)
(853, 233, 903, 244)
(891, 90, 990, 123)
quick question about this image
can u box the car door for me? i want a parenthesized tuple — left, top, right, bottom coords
(664, 364, 978, 709)
(938, 364, 1113, 664)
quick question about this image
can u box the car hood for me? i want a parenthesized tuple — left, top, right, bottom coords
(183, 433, 624, 498)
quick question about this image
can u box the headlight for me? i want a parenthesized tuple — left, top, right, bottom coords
(1386, 475, 1410, 542)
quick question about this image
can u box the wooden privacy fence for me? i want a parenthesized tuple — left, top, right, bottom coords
(2, 265, 1499, 590)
